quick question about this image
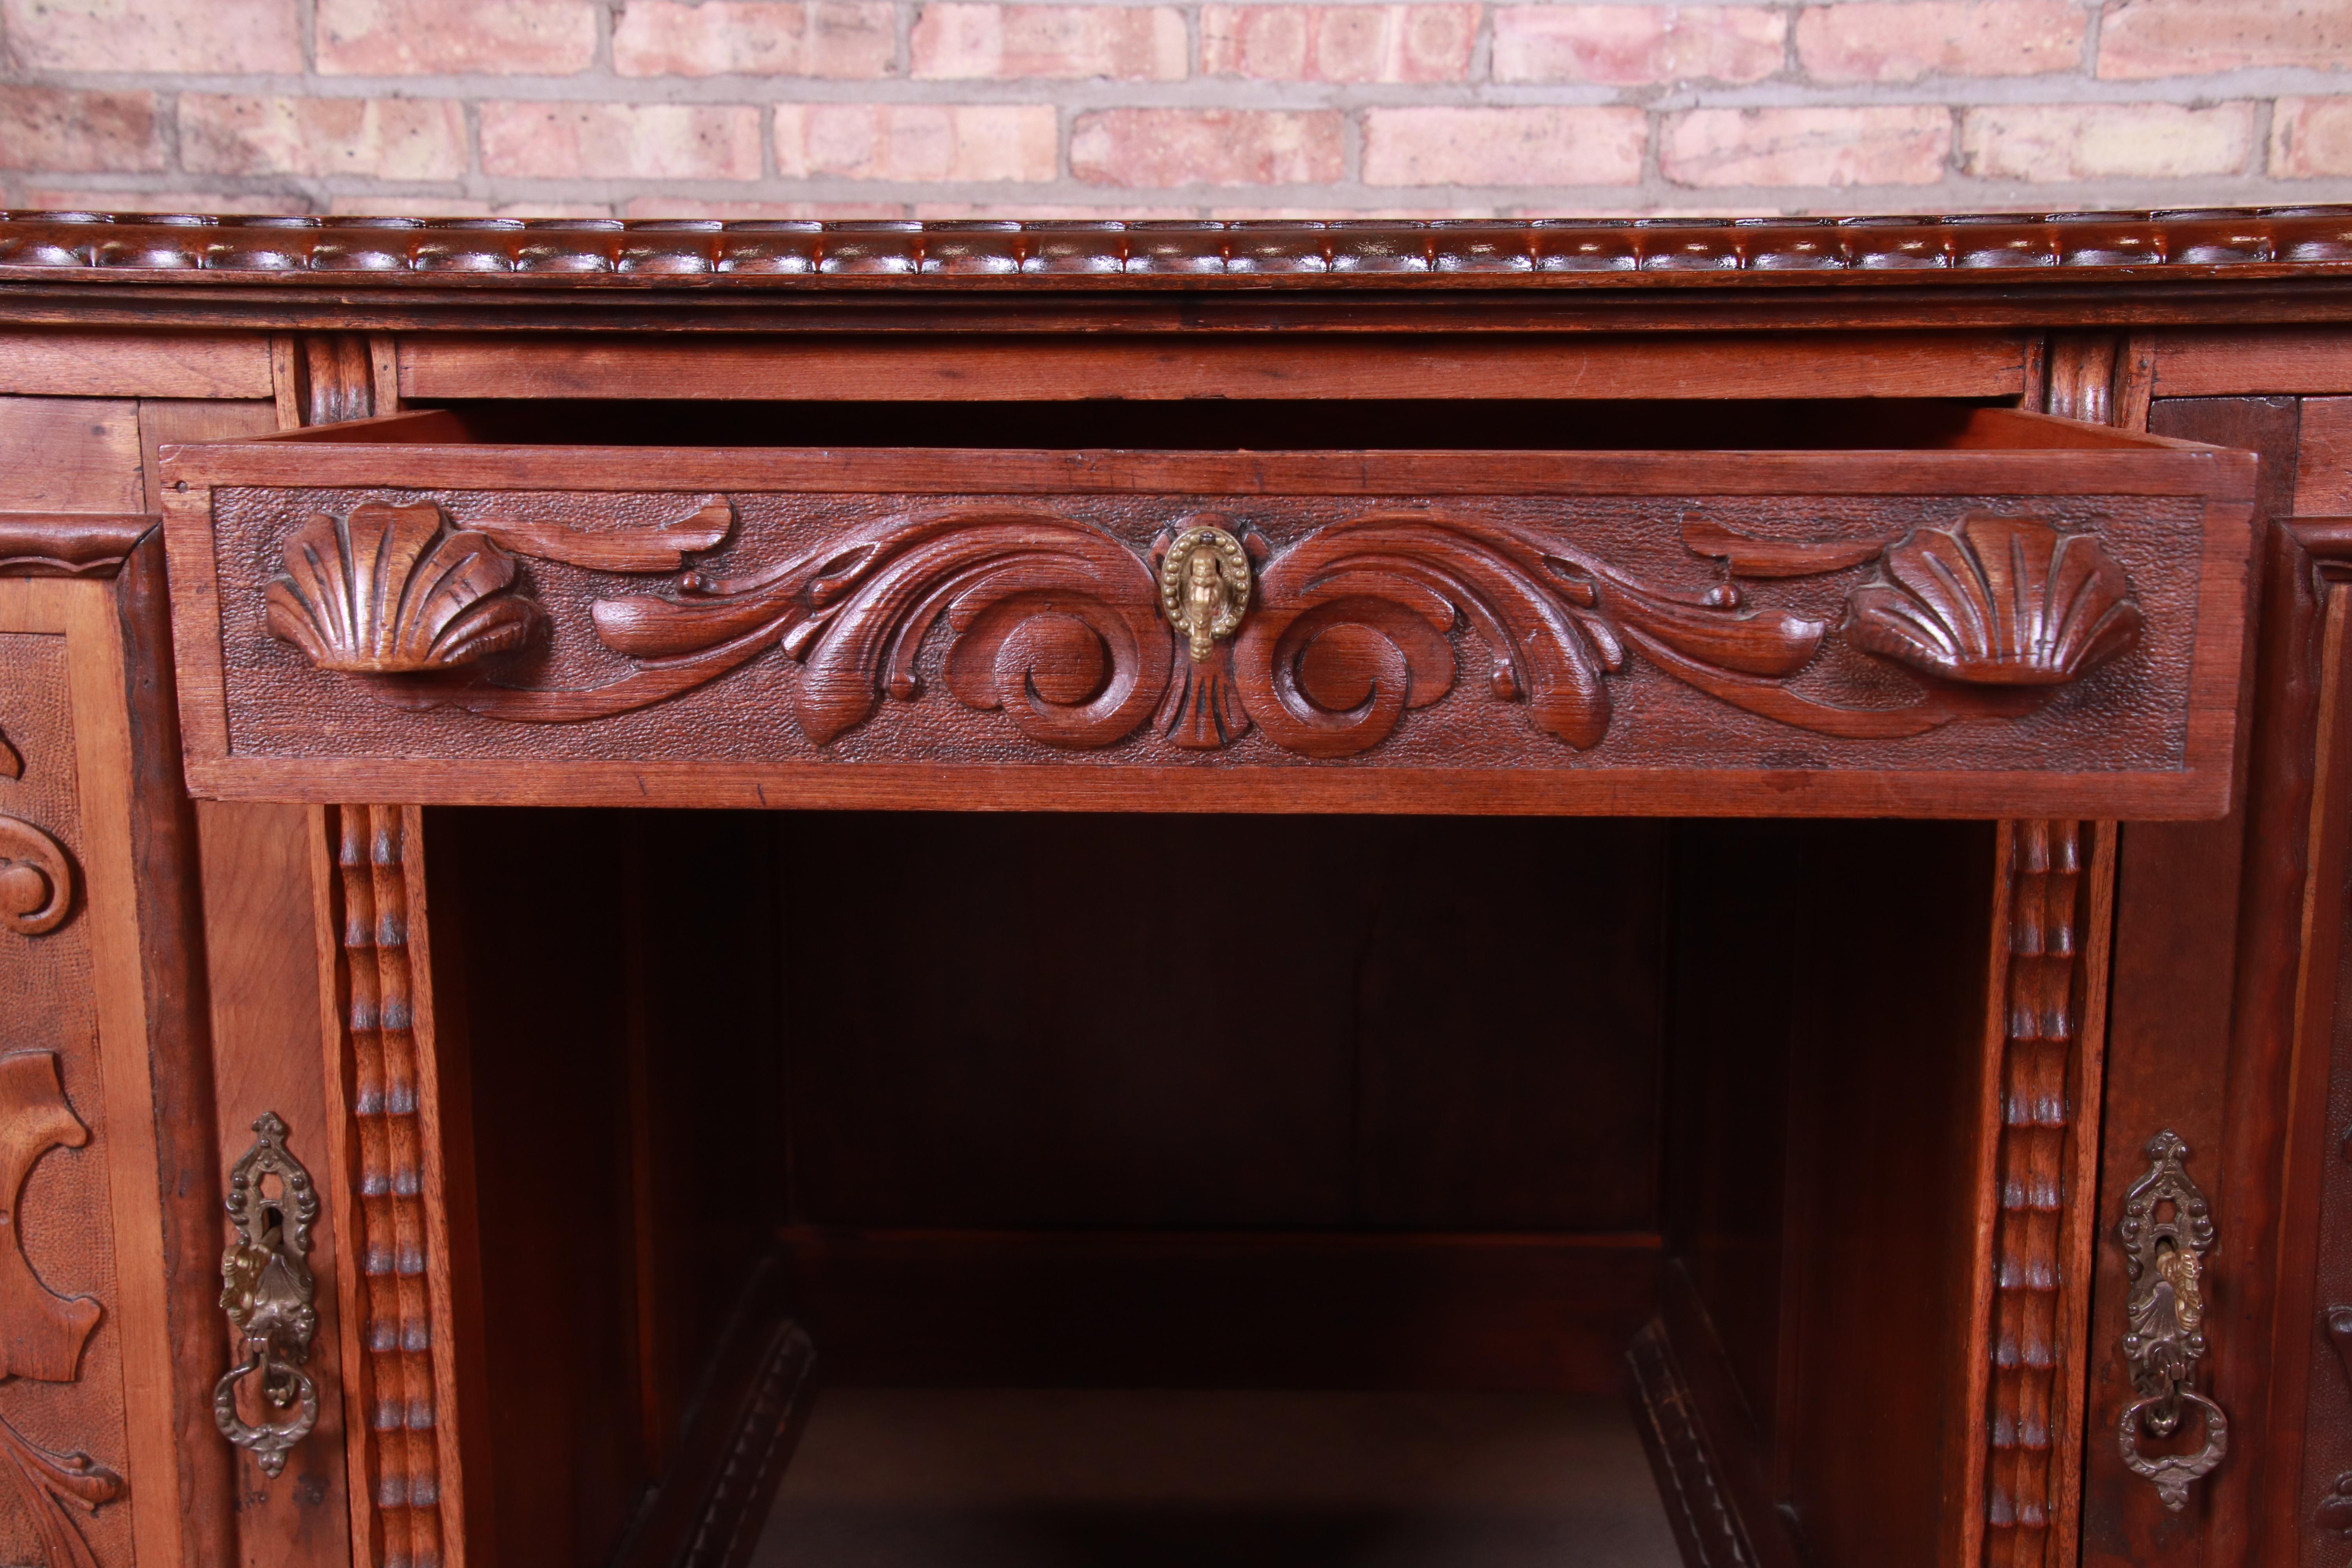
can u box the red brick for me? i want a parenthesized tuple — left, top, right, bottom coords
(20, 187, 312, 215)
(1492, 5, 1783, 85)
(1201, 7, 1477, 83)
(482, 102, 766, 180)
(325, 196, 496, 216)
(2100, 0, 2352, 78)
(317, 0, 597, 74)
(913, 5, 1187, 80)
(1361, 106, 1646, 185)
(1960, 102, 2253, 179)
(183, 95, 469, 180)
(777, 104, 1058, 181)
(3, 0, 300, 71)
(0, 87, 166, 172)
(1209, 203, 1498, 218)
(627, 196, 910, 217)
(915, 201, 1201, 218)
(614, 1, 895, 76)
(1661, 105, 1951, 186)
(1797, 0, 2085, 82)
(2274, 97, 2352, 178)
(1070, 109, 1345, 186)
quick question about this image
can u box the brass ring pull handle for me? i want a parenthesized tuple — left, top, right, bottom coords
(2115, 1130, 2227, 1511)
(213, 1351, 319, 1475)
(214, 1113, 320, 1478)
(2118, 1386, 2229, 1510)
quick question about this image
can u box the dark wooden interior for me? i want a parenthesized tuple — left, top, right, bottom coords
(418, 807, 1999, 1566)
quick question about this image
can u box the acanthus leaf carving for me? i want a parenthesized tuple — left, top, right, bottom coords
(0, 1413, 122, 1568)
(314, 495, 2147, 757)
(1846, 514, 2143, 686)
(1231, 510, 1833, 759)
(265, 501, 542, 673)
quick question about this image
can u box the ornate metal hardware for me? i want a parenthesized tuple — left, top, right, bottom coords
(1158, 519, 1252, 662)
(214, 1112, 319, 1477)
(2116, 1129, 2227, 1510)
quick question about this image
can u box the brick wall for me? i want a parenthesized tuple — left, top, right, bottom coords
(2, 0, 2349, 220)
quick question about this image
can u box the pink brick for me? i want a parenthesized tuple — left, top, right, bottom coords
(20, 187, 312, 215)
(1201, 7, 1477, 83)
(0, 87, 166, 172)
(1361, 107, 1646, 185)
(182, 95, 468, 180)
(1660, 105, 1950, 186)
(1797, 0, 2085, 82)
(914, 202, 1198, 218)
(1209, 203, 1497, 218)
(482, 103, 766, 180)
(1070, 109, 1345, 186)
(321, 198, 615, 217)
(3, 0, 299, 71)
(317, 0, 597, 74)
(2100, 0, 2352, 79)
(913, 5, 1187, 80)
(1492, 6, 1783, 85)
(614, 1, 895, 76)
(776, 104, 1059, 181)
(2274, 97, 2352, 178)
(627, 196, 907, 217)
(325, 196, 496, 216)
(1960, 102, 2253, 179)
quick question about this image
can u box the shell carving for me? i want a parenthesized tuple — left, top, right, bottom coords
(265, 501, 541, 674)
(1845, 515, 2142, 687)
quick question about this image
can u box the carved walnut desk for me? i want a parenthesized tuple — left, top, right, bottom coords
(2, 209, 2352, 1568)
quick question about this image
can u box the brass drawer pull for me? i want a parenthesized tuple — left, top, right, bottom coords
(2116, 1129, 2227, 1510)
(214, 1113, 319, 1477)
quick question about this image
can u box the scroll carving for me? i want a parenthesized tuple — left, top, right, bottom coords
(325, 806, 446, 1568)
(0, 817, 72, 938)
(1846, 516, 2143, 686)
(0, 1051, 120, 1568)
(266, 501, 541, 673)
(306, 496, 2149, 757)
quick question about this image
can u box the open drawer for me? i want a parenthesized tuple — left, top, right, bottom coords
(156, 401, 2256, 815)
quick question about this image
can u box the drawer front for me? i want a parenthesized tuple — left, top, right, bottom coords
(160, 439, 2255, 816)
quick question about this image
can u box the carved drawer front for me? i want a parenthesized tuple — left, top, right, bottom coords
(158, 408, 2255, 816)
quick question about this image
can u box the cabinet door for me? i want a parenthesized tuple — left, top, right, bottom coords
(0, 536, 226, 1568)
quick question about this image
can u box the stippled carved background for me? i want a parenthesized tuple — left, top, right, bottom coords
(0, 632, 132, 1568)
(206, 485, 2211, 777)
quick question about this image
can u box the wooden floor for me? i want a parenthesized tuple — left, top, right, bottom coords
(749, 1388, 1683, 1567)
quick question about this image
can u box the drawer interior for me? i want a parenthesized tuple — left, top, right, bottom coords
(318, 396, 2143, 453)
(418, 807, 1996, 1568)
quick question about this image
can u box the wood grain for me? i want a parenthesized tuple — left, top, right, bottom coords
(197, 800, 354, 1568)
(0, 399, 143, 514)
(2155, 328, 2352, 397)
(0, 331, 270, 400)
(2299, 398, 2352, 515)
